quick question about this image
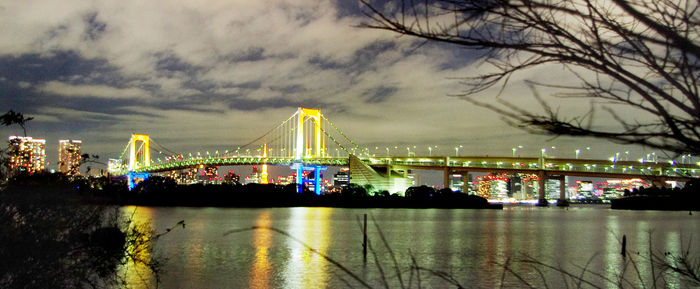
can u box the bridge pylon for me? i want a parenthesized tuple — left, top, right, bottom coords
(295, 107, 323, 160)
(128, 134, 151, 171)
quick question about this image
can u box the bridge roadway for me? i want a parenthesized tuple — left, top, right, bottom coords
(129, 154, 698, 203)
(134, 154, 698, 180)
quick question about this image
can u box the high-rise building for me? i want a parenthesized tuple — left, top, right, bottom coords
(8, 135, 46, 175)
(58, 139, 82, 176)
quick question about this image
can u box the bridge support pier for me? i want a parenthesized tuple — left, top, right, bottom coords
(555, 175, 569, 207)
(127, 172, 150, 191)
(443, 168, 450, 190)
(293, 163, 326, 195)
(536, 171, 548, 206)
(296, 165, 303, 193)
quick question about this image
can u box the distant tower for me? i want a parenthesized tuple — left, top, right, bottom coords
(7, 135, 46, 175)
(261, 143, 269, 184)
(58, 139, 82, 176)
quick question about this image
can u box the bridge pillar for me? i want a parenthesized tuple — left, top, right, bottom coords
(126, 172, 150, 191)
(443, 167, 450, 190)
(296, 165, 303, 193)
(556, 175, 569, 207)
(536, 171, 548, 206)
(650, 177, 667, 188)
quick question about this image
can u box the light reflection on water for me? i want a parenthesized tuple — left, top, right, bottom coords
(118, 206, 156, 289)
(119, 206, 699, 288)
(283, 207, 332, 288)
(250, 211, 272, 288)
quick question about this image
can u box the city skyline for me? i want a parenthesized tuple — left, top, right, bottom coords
(0, 0, 676, 166)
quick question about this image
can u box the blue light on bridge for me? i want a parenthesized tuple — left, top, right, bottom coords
(291, 163, 327, 195)
(127, 172, 150, 190)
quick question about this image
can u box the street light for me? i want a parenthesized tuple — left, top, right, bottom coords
(428, 146, 433, 156)
(455, 145, 462, 156)
(575, 149, 581, 159)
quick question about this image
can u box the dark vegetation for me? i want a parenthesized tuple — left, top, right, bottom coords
(124, 176, 500, 209)
(0, 173, 164, 289)
(612, 179, 700, 210)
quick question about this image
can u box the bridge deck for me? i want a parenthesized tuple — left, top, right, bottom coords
(116, 155, 698, 180)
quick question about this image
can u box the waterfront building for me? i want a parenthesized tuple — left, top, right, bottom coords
(223, 170, 240, 185)
(7, 135, 46, 175)
(58, 139, 82, 176)
(476, 174, 509, 199)
(276, 174, 298, 186)
(200, 166, 219, 184)
(164, 168, 198, 184)
(333, 168, 350, 187)
(244, 166, 262, 184)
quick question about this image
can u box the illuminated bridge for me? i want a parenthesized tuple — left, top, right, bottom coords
(109, 107, 700, 204)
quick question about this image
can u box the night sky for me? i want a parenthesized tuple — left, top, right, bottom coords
(1, 0, 654, 172)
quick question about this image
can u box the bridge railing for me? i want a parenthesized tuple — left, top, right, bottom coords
(361, 156, 699, 178)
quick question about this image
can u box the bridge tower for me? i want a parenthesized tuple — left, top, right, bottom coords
(293, 107, 325, 194)
(128, 134, 151, 171)
(295, 107, 323, 159)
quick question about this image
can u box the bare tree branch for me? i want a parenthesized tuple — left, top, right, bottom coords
(360, 0, 700, 155)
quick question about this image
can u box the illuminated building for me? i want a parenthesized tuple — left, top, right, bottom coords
(476, 174, 509, 199)
(200, 166, 219, 184)
(245, 166, 262, 184)
(58, 139, 82, 176)
(333, 168, 349, 187)
(223, 170, 241, 184)
(164, 168, 197, 184)
(108, 158, 126, 174)
(7, 135, 46, 175)
(276, 174, 296, 186)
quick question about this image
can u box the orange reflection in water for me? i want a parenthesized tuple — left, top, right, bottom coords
(119, 206, 156, 289)
(250, 211, 273, 289)
(283, 207, 333, 289)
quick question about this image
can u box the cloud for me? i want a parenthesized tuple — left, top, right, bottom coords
(37, 81, 150, 99)
(0, 0, 655, 173)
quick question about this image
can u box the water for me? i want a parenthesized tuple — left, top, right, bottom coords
(122, 205, 699, 288)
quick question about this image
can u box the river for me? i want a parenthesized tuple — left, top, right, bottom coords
(121, 205, 699, 288)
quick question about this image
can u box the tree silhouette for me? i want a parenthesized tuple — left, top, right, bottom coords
(1, 110, 33, 137)
(360, 0, 699, 155)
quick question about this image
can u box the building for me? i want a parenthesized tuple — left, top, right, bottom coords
(8, 135, 46, 175)
(58, 140, 82, 176)
(200, 166, 219, 184)
(333, 168, 350, 187)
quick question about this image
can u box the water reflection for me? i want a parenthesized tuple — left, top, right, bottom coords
(119, 206, 156, 289)
(284, 207, 332, 289)
(250, 211, 273, 288)
(116, 206, 698, 288)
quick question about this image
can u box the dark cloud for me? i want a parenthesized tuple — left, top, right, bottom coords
(83, 12, 107, 41)
(0, 51, 115, 84)
(362, 86, 397, 103)
(155, 52, 200, 75)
